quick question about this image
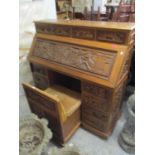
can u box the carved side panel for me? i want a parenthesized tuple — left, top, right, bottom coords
(72, 27, 95, 40)
(36, 24, 71, 36)
(119, 50, 132, 80)
(33, 39, 116, 79)
(96, 30, 126, 44)
(112, 83, 125, 113)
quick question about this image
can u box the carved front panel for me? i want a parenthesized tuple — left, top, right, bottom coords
(33, 39, 116, 79)
(36, 24, 71, 36)
(72, 27, 95, 40)
(96, 30, 126, 44)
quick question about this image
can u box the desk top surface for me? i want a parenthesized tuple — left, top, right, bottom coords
(35, 19, 135, 31)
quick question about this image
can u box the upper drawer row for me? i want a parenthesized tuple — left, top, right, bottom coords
(35, 23, 133, 45)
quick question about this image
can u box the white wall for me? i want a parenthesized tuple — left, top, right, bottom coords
(94, 0, 107, 12)
(19, 0, 56, 50)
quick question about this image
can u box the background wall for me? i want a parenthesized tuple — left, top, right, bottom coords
(19, 0, 57, 100)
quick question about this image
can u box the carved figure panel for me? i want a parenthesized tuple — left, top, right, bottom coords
(96, 30, 126, 43)
(33, 39, 116, 79)
(72, 27, 95, 40)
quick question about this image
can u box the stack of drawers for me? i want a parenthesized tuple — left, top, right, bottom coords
(81, 80, 125, 137)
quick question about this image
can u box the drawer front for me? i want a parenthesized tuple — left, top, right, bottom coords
(36, 24, 71, 37)
(82, 93, 109, 113)
(33, 72, 49, 90)
(32, 64, 48, 75)
(72, 27, 95, 40)
(96, 30, 126, 44)
(24, 86, 56, 113)
(82, 82, 110, 99)
(82, 105, 109, 131)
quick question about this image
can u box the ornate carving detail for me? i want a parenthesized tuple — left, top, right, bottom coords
(72, 28, 95, 39)
(97, 30, 126, 43)
(19, 114, 52, 155)
(112, 84, 124, 113)
(82, 82, 109, 98)
(33, 39, 116, 79)
(36, 24, 71, 36)
(82, 93, 108, 112)
(119, 51, 130, 79)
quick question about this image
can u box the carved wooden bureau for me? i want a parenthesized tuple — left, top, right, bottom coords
(23, 19, 135, 144)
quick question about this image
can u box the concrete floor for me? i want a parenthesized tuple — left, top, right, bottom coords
(19, 94, 134, 155)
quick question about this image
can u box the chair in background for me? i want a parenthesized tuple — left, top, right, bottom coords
(83, 6, 110, 21)
(112, 0, 135, 22)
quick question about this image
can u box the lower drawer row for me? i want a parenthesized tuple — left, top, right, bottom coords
(82, 104, 120, 133)
(82, 105, 112, 132)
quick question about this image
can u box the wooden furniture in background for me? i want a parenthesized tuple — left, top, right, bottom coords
(105, 2, 119, 20)
(23, 20, 134, 144)
(112, 0, 135, 22)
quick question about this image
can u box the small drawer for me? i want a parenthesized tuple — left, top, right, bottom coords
(82, 105, 109, 131)
(82, 82, 109, 99)
(82, 93, 109, 112)
(96, 30, 126, 44)
(51, 25, 71, 36)
(33, 64, 48, 75)
(72, 27, 95, 40)
(33, 72, 49, 90)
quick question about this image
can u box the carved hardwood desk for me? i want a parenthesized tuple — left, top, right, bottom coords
(23, 19, 135, 144)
